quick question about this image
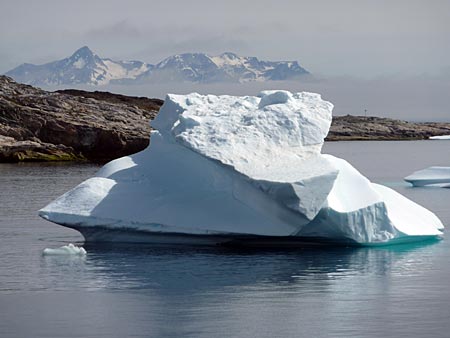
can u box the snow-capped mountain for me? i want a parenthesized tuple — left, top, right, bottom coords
(5, 47, 309, 86)
(5, 47, 151, 86)
(209, 52, 309, 82)
(146, 52, 309, 83)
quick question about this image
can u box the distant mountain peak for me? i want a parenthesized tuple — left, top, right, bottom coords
(67, 46, 101, 69)
(5, 46, 151, 86)
(73, 46, 94, 56)
(5, 47, 310, 86)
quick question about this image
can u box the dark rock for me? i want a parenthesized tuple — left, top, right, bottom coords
(0, 76, 162, 162)
(55, 89, 163, 118)
(327, 115, 450, 141)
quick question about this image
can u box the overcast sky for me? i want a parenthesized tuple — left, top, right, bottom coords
(1, 0, 448, 76)
(1, 0, 449, 120)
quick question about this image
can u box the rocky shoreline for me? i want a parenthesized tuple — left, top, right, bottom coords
(328, 115, 450, 141)
(1, 75, 449, 162)
(0, 76, 161, 162)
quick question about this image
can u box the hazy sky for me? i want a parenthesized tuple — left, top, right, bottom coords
(1, 0, 449, 120)
(1, 0, 449, 76)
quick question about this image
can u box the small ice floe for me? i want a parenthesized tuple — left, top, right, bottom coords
(429, 135, 450, 140)
(42, 243, 87, 256)
(404, 167, 450, 188)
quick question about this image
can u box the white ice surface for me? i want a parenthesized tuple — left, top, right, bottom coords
(40, 132, 311, 236)
(405, 167, 450, 188)
(40, 91, 444, 244)
(153, 90, 333, 182)
(429, 135, 450, 140)
(42, 243, 87, 256)
(372, 184, 444, 233)
(297, 156, 443, 243)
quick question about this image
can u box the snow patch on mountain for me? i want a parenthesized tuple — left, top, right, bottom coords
(73, 58, 86, 69)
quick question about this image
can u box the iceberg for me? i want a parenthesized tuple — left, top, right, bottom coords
(430, 135, 450, 140)
(39, 91, 444, 245)
(405, 167, 450, 188)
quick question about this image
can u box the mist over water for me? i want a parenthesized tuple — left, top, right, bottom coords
(44, 75, 450, 122)
(1, 141, 450, 337)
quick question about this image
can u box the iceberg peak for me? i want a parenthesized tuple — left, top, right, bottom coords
(153, 90, 333, 182)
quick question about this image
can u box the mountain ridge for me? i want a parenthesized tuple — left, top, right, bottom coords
(5, 46, 309, 86)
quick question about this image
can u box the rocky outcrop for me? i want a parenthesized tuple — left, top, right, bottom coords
(0, 76, 161, 162)
(327, 115, 450, 141)
(55, 89, 162, 113)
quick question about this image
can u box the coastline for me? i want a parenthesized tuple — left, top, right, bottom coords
(1, 76, 449, 163)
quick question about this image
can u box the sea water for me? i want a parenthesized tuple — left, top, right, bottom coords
(0, 140, 449, 338)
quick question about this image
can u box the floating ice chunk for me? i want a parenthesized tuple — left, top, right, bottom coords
(39, 91, 444, 245)
(429, 135, 450, 140)
(405, 167, 450, 188)
(42, 243, 87, 256)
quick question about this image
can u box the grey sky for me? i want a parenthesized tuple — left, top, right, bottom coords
(1, 0, 449, 121)
(1, 0, 449, 76)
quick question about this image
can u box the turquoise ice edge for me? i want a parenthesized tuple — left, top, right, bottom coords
(58, 222, 443, 248)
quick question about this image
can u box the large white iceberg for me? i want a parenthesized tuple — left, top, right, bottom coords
(39, 91, 444, 245)
(405, 167, 450, 188)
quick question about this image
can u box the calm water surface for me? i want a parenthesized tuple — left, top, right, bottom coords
(1, 141, 450, 338)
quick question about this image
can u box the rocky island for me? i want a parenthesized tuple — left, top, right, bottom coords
(1, 75, 449, 162)
(328, 115, 450, 141)
(0, 76, 161, 162)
